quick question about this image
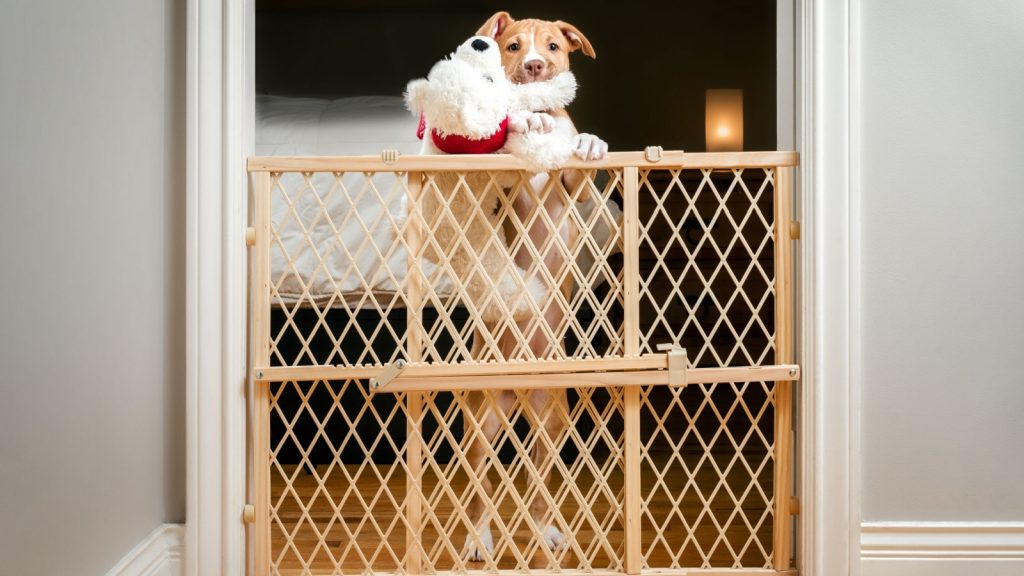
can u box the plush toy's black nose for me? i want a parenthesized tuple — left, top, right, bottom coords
(471, 39, 490, 52)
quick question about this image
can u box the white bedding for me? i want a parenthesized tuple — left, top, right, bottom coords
(256, 94, 620, 306)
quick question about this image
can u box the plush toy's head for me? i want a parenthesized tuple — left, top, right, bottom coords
(405, 36, 512, 140)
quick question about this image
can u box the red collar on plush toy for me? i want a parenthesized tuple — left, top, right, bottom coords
(417, 113, 509, 154)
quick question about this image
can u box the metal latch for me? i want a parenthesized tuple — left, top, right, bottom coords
(370, 359, 407, 391)
(381, 149, 401, 165)
(656, 343, 688, 387)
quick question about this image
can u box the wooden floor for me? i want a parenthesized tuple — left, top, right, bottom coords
(269, 450, 773, 575)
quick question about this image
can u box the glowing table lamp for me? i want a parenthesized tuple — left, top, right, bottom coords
(705, 89, 743, 152)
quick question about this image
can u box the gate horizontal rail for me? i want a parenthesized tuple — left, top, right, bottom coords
(253, 361, 800, 392)
(248, 150, 798, 173)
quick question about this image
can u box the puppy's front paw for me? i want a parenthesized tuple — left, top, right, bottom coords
(509, 111, 555, 134)
(508, 110, 530, 134)
(572, 133, 608, 161)
(525, 112, 556, 133)
(541, 524, 566, 551)
(465, 524, 495, 562)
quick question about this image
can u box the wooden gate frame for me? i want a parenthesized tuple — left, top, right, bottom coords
(246, 150, 800, 575)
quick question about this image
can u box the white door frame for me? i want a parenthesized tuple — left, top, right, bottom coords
(185, 0, 251, 573)
(794, 0, 862, 574)
(183, 0, 859, 574)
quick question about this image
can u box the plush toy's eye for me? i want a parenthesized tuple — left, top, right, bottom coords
(483, 74, 493, 83)
(508, 42, 520, 52)
(549, 42, 559, 51)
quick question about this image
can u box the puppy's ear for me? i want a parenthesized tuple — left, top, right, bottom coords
(476, 11, 513, 39)
(555, 21, 596, 59)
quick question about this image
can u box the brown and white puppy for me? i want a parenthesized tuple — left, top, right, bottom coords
(462, 11, 607, 562)
(480, 11, 607, 163)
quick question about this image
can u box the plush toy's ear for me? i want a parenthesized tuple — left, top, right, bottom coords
(555, 21, 596, 59)
(476, 11, 513, 39)
(404, 79, 429, 114)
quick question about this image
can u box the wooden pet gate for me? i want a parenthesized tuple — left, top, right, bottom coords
(247, 150, 801, 575)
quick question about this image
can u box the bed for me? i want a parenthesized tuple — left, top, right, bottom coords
(256, 94, 622, 306)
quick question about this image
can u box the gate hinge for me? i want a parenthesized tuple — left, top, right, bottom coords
(245, 227, 255, 246)
(242, 504, 255, 524)
(370, 359, 407, 391)
(789, 496, 801, 515)
(789, 220, 801, 240)
(656, 343, 688, 387)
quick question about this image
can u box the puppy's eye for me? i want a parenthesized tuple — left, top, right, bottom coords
(508, 42, 520, 52)
(549, 43, 559, 51)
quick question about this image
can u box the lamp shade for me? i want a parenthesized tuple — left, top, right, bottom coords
(705, 89, 743, 152)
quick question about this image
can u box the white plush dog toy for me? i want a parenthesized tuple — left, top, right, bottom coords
(402, 36, 578, 323)
(406, 35, 578, 172)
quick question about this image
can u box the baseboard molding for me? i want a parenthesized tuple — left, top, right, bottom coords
(105, 524, 185, 576)
(862, 522, 1024, 559)
(861, 522, 1024, 576)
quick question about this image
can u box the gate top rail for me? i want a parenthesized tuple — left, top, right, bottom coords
(247, 150, 798, 173)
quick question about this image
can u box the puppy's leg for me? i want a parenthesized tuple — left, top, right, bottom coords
(463, 332, 513, 562)
(463, 389, 500, 562)
(506, 170, 579, 552)
(546, 111, 608, 200)
(524, 291, 572, 552)
(527, 386, 569, 552)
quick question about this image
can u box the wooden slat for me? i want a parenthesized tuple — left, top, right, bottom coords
(773, 166, 796, 571)
(251, 171, 272, 576)
(622, 166, 643, 575)
(642, 571, 796, 576)
(405, 171, 425, 363)
(380, 365, 800, 393)
(271, 569, 792, 576)
(247, 150, 799, 173)
(645, 571, 797, 576)
(255, 355, 669, 382)
(622, 167, 641, 357)
(404, 172, 424, 574)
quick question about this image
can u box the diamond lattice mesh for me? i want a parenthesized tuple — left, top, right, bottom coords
(637, 168, 777, 569)
(270, 381, 625, 574)
(259, 163, 783, 574)
(637, 168, 776, 366)
(268, 169, 625, 369)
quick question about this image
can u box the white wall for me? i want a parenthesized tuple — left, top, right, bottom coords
(860, 0, 1024, 522)
(858, 0, 1024, 570)
(0, 0, 185, 574)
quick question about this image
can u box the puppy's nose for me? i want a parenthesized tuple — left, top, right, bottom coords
(524, 60, 544, 77)
(471, 39, 490, 52)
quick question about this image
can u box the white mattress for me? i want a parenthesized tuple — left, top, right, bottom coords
(256, 95, 620, 306)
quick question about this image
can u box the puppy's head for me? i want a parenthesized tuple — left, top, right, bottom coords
(476, 11, 596, 84)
